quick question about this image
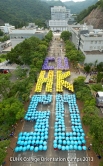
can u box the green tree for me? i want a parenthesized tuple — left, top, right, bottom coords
(76, 2, 99, 23)
(84, 98, 96, 107)
(90, 117, 103, 156)
(0, 74, 12, 99)
(66, 50, 85, 63)
(0, 30, 3, 36)
(45, 30, 53, 42)
(0, 140, 10, 165)
(76, 50, 85, 62)
(0, 97, 25, 126)
(67, 50, 77, 62)
(38, 44, 47, 56)
(91, 83, 103, 91)
(100, 0, 103, 9)
(84, 65, 91, 73)
(99, 161, 103, 166)
(0, 35, 10, 42)
(29, 67, 38, 82)
(60, 31, 72, 41)
(10, 79, 32, 102)
(96, 62, 103, 72)
(15, 66, 28, 79)
(97, 72, 103, 83)
(82, 114, 93, 126)
(0, 0, 50, 27)
(7, 35, 48, 65)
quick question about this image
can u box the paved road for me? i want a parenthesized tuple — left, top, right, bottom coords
(10, 33, 89, 166)
(0, 63, 29, 70)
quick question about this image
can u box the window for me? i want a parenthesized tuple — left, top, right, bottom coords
(99, 41, 101, 44)
(91, 41, 93, 44)
(95, 41, 97, 44)
(90, 46, 93, 50)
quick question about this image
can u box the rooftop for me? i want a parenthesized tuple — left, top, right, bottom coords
(84, 50, 103, 55)
(73, 27, 80, 31)
(97, 92, 103, 97)
(10, 29, 36, 34)
(2, 46, 12, 52)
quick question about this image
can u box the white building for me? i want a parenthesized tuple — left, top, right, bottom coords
(0, 40, 11, 53)
(10, 23, 48, 48)
(71, 24, 103, 63)
(49, 6, 71, 32)
(49, 20, 68, 32)
(51, 6, 70, 21)
(0, 23, 15, 34)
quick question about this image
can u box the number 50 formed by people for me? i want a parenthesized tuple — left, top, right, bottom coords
(14, 58, 87, 152)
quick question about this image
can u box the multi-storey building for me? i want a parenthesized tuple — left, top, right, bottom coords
(0, 40, 11, 53)
(0, 23, 15, 34)
(49, 20, 68, 32)
(10, 23, 48, 48)
(51, 6, 70, 21)
(70, 24, 103, 63)
(49, 6, 71, 32)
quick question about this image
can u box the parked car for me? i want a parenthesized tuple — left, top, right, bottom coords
(96, 91, 103, 107)
(89, 78, 96, 83)
(6, 61, 12, 65)
(0, 69, 9, 74)
(85, 78, 96, 84)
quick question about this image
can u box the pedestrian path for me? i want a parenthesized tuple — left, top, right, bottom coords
(11, 33, 89, 166)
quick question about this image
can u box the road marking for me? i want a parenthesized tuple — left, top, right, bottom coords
(18, 154, 21, 157)
(68, 163, 77, 166)
(14, 136, 17, 138)
(21, 120, 25, 131)
(68, 151, 77, 166)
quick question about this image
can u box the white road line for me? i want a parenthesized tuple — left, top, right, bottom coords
(21, 120, 25, 131)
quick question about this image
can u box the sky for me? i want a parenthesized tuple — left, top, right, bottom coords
(61, 0, 85, 2)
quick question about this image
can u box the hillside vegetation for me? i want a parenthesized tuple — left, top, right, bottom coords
(64, 0, 98, 14)
(76, 0, 102, 23)
(46, 1, 64, 7)
(0, 0, 50, 27)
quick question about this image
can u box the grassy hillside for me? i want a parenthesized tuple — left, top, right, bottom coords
(64, 0, 98, 14)
(76, 0, 101, 23)
(0, 0, 50, 27)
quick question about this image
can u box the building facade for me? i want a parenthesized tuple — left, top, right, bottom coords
(0, 40, 11, 53)
(49, 6, 70, 32)
(71, 24, 103, 63)
(51, 6, 70, 21)
(10, 24, 48, 48)
(79, 32, 103, 52)
(0, 23, 15, 34)
(49, 20, 68, 32)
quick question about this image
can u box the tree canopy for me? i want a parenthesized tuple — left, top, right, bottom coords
(60, 31, 72, 41)
(0, 35, 10, 42)
(73, 76, 103, 156)
(76, 1, 101, 23)
(0, 30, 53, 164)
(0, 74, 12, 99)
(0, 140, 10, 165)
(0, 97, 25, 139)
(7, 36, 47, 65)
(0, 30, 4, 36)
(0, 0, 50, 28)
(65, 40, 85, 64)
